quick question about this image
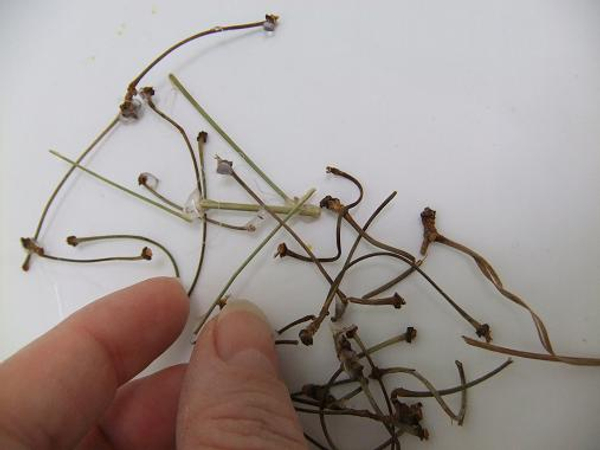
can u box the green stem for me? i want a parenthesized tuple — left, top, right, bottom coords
(199, 199, 320, 218)
(49, 150, 192, 223)
(192, 188, 316, 337)
(169, 73, 293, 203)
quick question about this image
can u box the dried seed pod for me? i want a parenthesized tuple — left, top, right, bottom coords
(119, 98, 142, 121)
(263, 14, 279, 31)
(138, 172, 159, 189)
(216, 157, 233, 175)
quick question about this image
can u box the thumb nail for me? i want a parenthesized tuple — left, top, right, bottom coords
(215, 299, 279, 377)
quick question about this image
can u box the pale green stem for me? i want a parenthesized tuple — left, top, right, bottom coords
(199, 199, 320, 218)
(49, 150, 193, 223)
(169, 73, 293, 204)
(192, 188, 316, 339)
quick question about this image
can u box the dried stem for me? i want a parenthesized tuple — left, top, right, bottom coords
(143, 91, 206, 295)
(279, 166, 364, 263)
(388, 364, 466, 424)
(277, 314, 316, 335)
(423, 207, 600, 364)
(228, 167, 348, 343)
(304, 432, 330, 450)
(21, 238, 152, 265)
(192, 188, 316, 338)
(362, 263, 421, 300)
(275, 339, 299, 346)
(330, 191, 399, 321)
(350, 251, 491, 341)
(21, 115, 120, 271)
(49, 150, 192, 222)
(347, 293, 406, 309)
(138, 174, 185, 210)
(122, 16, 277, 112)
(66, 234, 179, 277)
(169, 72, 293, 203)
(463, 337, 600, 366)
(352, 331, 400, 448)
(395, 359, 512, 398)
(187, 133, 208, 297)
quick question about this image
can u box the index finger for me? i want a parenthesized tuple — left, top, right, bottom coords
(0, 277, 189, 450)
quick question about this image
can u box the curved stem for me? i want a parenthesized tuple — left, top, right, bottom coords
(230, 169, 346, 309)
(68, 234, 179, 277)
(395, 358, 512, 398)
(125, 17, 273, 102)
(21, 115, 120, 271)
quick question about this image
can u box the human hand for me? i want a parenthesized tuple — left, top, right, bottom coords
(0, 277, 307, 449)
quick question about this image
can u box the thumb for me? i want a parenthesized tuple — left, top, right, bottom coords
(177, 300, 307, 450)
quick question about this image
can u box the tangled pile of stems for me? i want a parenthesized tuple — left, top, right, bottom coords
(20, 14, 600, 449)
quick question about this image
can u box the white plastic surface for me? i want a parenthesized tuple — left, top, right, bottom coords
(1, 2, 599, 449)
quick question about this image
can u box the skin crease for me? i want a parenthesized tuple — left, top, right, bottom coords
(0, 277, 308, 450)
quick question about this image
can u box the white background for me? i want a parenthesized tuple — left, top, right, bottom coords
(1, 1, 599, 449)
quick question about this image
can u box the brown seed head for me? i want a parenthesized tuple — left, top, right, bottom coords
(141, 247, 153, 260)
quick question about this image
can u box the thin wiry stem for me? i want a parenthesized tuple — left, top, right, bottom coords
(49, 150, 192, 222)
(122, 16, 276, 106)
(352, 332, 400, 448)
(67, 234, 179, 277)
(274, 339, 299, 346)
(304, 432, 330, 450)
(229, 168, 347, 327)
(21, 115, 120, 271)
(192, 188, 316, 338)
(186, 133, 207, 296)
(278, 165, 364, 263)
(169, 73, 292, 203)
(277, 314, 316, 335)
(39, 253, 149, 264)
(319, 368, 344, 450)
(421, 207, 600, 363)
(330, 191, 398, 321)
(362, 262, 421, 300)
(462, 337, 600, 366)
(144, 95, 206, 295)
(387, 366, 467, 423)
(455, 360, 467, 425)
(394, 359, 512, 398)
(34, 243, 151, 264)
(139, 180, 185, 211)
(348, 251, 490, 341)
(146, 97, 201, 192)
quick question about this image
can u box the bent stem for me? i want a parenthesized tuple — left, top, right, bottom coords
(67, 234, 180, 277)
(49, 150, 193, 223)
(169, 73, 293, 203)
(192, 188, 316, 338)
(123, 15, 277, 108)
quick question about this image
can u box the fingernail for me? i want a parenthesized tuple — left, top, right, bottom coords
(217, 298, 269, 325)
(215, 299, 279, 376)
